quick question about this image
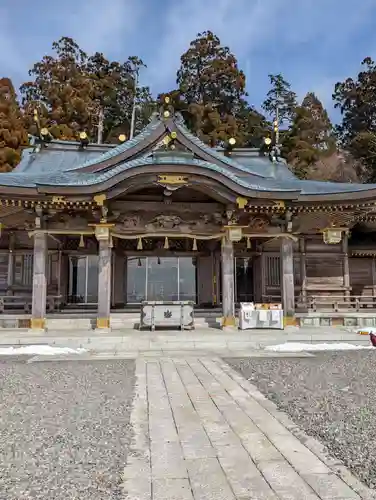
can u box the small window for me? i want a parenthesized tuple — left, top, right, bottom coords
(266, 256, 280, 286)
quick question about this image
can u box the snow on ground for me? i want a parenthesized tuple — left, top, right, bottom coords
(265, 342, 374, 352)
(0, 345, 87, 356)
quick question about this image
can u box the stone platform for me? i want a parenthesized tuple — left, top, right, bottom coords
(0, 327, 370, 355)
(2, 309, 376, 331)
(124, 357, 372, 499)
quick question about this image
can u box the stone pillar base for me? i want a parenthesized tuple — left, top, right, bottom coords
(30, 318, 46, 330)
(96, 317, 110, 329)
(222, 316, 236, 328)
(283, 316, 299, 327)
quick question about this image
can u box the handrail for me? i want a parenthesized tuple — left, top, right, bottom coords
(0, 294, 62, 313)
(300, 294, 376, 312)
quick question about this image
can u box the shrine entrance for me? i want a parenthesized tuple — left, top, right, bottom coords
(68, 255, 99, 305)
(235, 257, 255, 303)
(126, 256, 197, 303)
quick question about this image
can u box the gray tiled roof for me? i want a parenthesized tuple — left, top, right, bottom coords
(66, 114, 161, 171)
(230, 151, 297, 181)
(7, 155, 296, 191)
(1, 153, 375, 197)
(2, 112, 376, 197)
(14, 147, 105, 175)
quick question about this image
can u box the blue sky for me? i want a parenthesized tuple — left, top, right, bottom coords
(1, 0, 376, 122)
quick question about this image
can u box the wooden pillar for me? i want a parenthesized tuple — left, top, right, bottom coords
(299, 236, 307, 304)
(31, 231, 48, 330)
(342, 232, 350, 300)
(281, 237, 295, 317)
(221, 236, 235, 327)
(7, 232, 15, 294)
(95, 225, 113, 329)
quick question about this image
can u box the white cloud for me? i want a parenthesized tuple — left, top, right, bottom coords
(0, 0, 141, 85)
(0, 0, 375, 115)
(65, 0, 142, 56)
(0, 7, 26, 78)
(145, 0, 376, 104)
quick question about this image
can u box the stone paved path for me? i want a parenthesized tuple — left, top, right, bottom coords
(123, 357, 370, 499)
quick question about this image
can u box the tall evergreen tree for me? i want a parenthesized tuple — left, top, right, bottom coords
(21, 37, 90, 139)
(262, 73, 297, 129)
(0, 78, 28, 172)
(284, 92, 336, 178)
(333, 57, 376, 181)
(21, 37, 154, 143)
(175, 31, 267, 146)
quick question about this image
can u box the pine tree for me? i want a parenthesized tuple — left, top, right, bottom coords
(0, 78, 28, 172)
(284, 92, 336, 178)
(21, 37, 154, 143)
(175, 31, 267, 146)
(262, 73, 297, 129)
(333, 57, 376, 181)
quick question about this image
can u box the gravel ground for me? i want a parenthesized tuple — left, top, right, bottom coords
(0, 357, 135, 500)
(226, 351, 376, 489)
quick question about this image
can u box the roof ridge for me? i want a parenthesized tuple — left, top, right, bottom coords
(174, 121, 268, 179)
(66, 114, 162, 171)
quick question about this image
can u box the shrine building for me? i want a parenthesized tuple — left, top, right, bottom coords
(1, 101, 376, 331)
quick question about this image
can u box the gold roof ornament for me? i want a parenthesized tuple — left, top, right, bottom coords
(160, 95, 174, 120)
(79, 131, 87, 140)
(228, 137, 236, 146)
(157, 174, 188, 185)
(118, 134, 127, 142)
(40, 128, 49, 136)
(236, 196, 248, 209)
(264, 137, 272, 146)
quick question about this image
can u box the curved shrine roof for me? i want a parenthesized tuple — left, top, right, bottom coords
(3, 112, 376, 201)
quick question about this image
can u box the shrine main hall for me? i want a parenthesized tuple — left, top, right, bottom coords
(2, 104, 376, 331)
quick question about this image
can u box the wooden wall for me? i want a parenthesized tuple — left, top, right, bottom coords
(349, 258, 375, 296)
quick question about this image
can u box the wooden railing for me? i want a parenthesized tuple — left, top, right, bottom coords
(304, 295, 376, 312)
(0, 295, 63, 313)
(261, 294, 376, 312)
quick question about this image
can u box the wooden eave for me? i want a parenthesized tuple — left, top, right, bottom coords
(19, 165, 301, 200)
(351, 249, 376, 257)
(291, 200, 376, 212)
(294, 189, 376, 203)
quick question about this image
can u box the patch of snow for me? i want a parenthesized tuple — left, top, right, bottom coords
(265, 342, 374, 352)
(0, 345, 87, 356)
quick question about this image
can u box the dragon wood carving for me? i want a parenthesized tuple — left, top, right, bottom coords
(115, 213, 225, 233)
(247, 215, 270, 232)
